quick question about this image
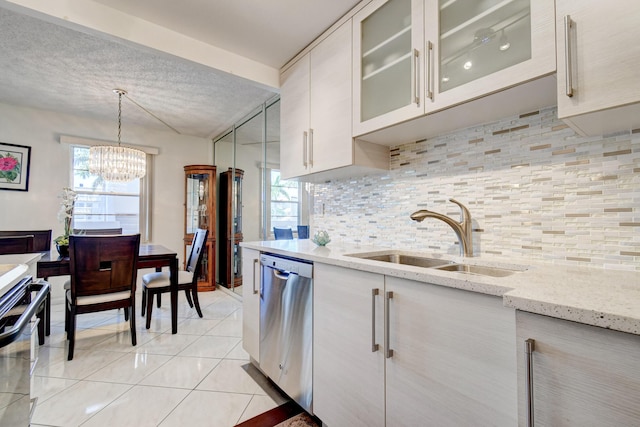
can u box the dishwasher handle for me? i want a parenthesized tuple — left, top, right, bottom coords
(273, 270, 291, 280)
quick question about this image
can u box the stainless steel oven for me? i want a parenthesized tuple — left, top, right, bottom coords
(0, 276, 50, 426)
(259, 254, 313, 414)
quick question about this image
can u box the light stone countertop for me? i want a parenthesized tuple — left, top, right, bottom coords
(0, 253, 43, 296)
(241, 239, 640, 336)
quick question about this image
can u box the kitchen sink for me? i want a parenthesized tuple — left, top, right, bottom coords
(346, 251, 524, 278)
(346, 252, 453, 268)
(434, 264, 517, 277)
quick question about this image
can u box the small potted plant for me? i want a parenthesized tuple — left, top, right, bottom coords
(54, 187, 77, 257)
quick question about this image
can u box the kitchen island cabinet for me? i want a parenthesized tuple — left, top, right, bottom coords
(516, 311, 640, 426)
(555, 0, 640, 136)
(313, 263, 517, 426)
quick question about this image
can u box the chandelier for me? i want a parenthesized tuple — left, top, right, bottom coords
(89, 89, 146, 182)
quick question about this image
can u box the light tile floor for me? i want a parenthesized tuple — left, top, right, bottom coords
(31, 282, 286, 427)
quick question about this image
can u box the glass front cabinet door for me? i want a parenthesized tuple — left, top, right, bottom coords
(218, 168, 243, 289)
(184, 164, 217, 291)
(353, 0, 555, 137)
(353, 0, 425, 137)
(425, 0, 555, 112)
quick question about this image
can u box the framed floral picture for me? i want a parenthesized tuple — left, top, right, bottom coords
(0, 142, 31, 191)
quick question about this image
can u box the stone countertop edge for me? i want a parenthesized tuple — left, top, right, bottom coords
(241, 240, 640, 336)
(0, 253, 44, 296)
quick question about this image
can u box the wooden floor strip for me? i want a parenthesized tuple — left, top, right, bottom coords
(235, 400, 303, 427)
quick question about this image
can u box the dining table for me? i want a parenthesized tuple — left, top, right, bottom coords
(37, 243, 180, 334)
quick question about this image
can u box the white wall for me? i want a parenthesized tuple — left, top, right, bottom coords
(0, 102, 212, 264)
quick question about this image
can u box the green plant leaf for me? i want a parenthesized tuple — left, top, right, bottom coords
(0, 170, 17, 182)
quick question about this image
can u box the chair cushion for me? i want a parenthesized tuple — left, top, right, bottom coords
(66, 289, 131, 306)
(142, 270, 193, 289)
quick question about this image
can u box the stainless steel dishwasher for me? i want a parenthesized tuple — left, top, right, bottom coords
(259, 254, 313, 414)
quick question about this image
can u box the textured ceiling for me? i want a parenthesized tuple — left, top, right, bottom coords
(0, 1, 361, 139)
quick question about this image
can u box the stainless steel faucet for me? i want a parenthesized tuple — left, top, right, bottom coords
(410, 198, 474, 257)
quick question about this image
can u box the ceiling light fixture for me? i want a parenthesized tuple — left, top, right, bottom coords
(89, 89, 146, 182)
(499, 29, 511, 51)
(463, 56, 473, 70)
(474, 28, 495, 45)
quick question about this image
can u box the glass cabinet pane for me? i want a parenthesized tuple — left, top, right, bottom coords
(186, 173, 210, 234)
(233, 174, 242, 234)
(439, 0, 531, 92)
(360, 0, 413, 122)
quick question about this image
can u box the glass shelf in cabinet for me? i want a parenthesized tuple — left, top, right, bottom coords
(363, 25, 411, 58)
(363, 52, 412, 81)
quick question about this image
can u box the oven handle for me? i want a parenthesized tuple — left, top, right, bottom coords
(0, 281, 50, 348)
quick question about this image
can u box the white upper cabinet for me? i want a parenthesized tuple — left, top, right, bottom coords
(280, 56, 310, 180)
(556, 0, 640, 135)
(354, 0, 556, 144)
(281, 19, 388, 181)
(281, 23, 353, 180)
(308, 20, 355, 175)
(353, 0, 425, 136)
(425, 0, 555, 112)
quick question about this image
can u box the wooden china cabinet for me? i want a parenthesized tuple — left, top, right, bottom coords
(184, 165, 216, 291)
(218, 168, 243, 288)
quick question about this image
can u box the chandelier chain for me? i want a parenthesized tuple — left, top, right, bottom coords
(118, 91, 122, 145)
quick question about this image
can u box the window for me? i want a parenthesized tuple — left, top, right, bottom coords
(269, 170, 300, 231)
(70, 146, 143, 235)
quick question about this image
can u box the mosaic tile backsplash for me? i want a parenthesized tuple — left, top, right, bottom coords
(311, 107, 640, 271)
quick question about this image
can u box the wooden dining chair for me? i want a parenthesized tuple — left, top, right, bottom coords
(141, 228, 208, 329)
(0, 230, 51, 252)
(65, 234, 140, 360)
(73, 228, 123, 235)
(0, 235, 34, 254)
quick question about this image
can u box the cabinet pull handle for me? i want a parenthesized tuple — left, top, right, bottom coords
(564, 15, 574, 98)
(384, 291, 394, 358)
(412, 49, 420, 107)
(371, 288, 379, 352)
(302, 131, 308, 167)
(525, 338, 535, 427)
(426, 40, 434, 101)
(252, 258, 259, 295)
(309, 128, 314, 167)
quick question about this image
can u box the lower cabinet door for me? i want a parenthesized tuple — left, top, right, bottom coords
(516, 311, 640, 426)
(385, 277, 518, 427)
(313, 264, 385, 426)
(241, 248, 260, 362)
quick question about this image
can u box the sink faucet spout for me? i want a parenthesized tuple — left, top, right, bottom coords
(410, 198, 473, 257)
